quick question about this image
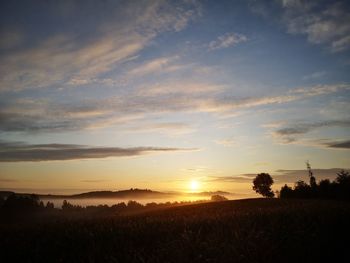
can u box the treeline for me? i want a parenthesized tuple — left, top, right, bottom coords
(0, 194, 55, 212)
(0, 193, 228, 221)
(60, 199, 208, 213)
(279, 170, 350, 200)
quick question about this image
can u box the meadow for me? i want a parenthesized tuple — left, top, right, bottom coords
(1, 198, 349, 262)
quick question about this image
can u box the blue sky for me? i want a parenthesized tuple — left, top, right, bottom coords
(0, 0, 349, 194)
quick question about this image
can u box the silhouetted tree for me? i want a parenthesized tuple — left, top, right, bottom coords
(306, 161, 317, 188)
(127, 200, 143, 210)
(46, 201, 55, 209)
(62, 200, 73, 210)
(318, 179, 334, 199)
(253, 173, 274, 198)
(293, 180, 312, 198)
(279, 168, 350, 200)
(279, 184, 293, 198)
(336, 170, 350, 185)
(335, 170, 350, 199)
(211, 195, 228, 202)
(2, 194, 41, 212)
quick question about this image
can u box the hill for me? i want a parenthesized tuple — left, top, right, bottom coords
(1, 189, 233, 200)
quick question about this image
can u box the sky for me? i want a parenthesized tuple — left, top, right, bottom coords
(0, 0, 349, 196)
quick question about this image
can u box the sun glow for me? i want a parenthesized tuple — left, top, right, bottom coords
(190, 180, 200, 192)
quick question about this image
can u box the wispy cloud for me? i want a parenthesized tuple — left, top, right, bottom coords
(136, 81, 225, 96)
(215, 138, 236, 147)
(208, 32, 248, 50)
(309, 139, 350, 149)
(208, 168, 350, 184)
(124, 122, 195, 136)
(325, 140, 350, 149)
(303, 71, 327, 80)
(0, 141, 198, 162)
(280, 1, 350, 52)
(275, 120, 350, 136)
(0, 83, 348, 133)
(0, 1, 200, 92)
(274, 168, 350, 183)
(271, 119, 350, 144)
(207, 174, 256, 183)
(128, 56, 181, 77)
(80, 180, 110, 183)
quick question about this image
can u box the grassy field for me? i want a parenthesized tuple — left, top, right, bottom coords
(1, 198, 349, 262)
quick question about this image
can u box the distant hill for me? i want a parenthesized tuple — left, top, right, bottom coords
(0, 189, 233, 200)
(39, 188, 175, 199)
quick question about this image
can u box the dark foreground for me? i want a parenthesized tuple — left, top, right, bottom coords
(1, 198, 349, 263)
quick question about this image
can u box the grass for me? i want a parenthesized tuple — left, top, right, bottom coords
(1, 198, 349, 262)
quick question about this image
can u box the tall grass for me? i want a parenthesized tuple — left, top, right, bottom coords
(1, 198, 349, 262)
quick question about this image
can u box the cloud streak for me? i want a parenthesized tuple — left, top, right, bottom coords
(271, 119, 350, 144)
(0, 83, 348, 133)
(208, 32, 248, 50)
(0, 1, 200, 92)
(275, 120, 350, 136)
(0, 141, 198, 162)
(209, 168, 350, 184)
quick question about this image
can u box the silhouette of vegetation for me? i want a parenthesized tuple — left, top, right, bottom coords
(0, 198, 349, 262)
(1, 168, 349, 262)
(2, 194, 41, 212)
(210, 194, 228, 202)
(252, 173, 274, 197)
(306, 160, 317, 188)
(279, 164, 350, 200)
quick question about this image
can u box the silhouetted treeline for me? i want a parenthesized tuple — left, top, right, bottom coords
(0, 193, 55, 212)
(59, 198, 211, 215)
(280, 170, 350, 200)
(0, 193, 227, 222)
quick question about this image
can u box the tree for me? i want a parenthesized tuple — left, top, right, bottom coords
(211, 195, 228, 202)
(335, 170, 350, 199)
(336, 170, 350, 185)
(252, 173, 274, 198)
(279, 184, 293, 198)
(306, 161, 317, 188)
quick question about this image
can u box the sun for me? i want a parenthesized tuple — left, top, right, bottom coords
(190, 180, 200, 192)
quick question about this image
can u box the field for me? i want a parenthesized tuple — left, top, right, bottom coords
(1, 198, 349, 262)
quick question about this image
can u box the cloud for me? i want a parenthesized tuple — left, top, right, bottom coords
(274, 168, 350, 183)
(128, 56, 180, 77)
(215, 138, 236, 147)
(137, 81, 225, 96)
(280, 1, 350, 52)
(80, 180, 110, 183)
(124, 122, 195, 136)
(207, 174, 257, 183)
(272, 119, 350, 144)
(315, 139, 350, 149)
(0, 1, 200, 92)
(0, 141, 198, 162)
(325, 140, 350, 149)
(208, 33, 248, 50)
(209, 168, 350, 184)
(303, 71, 327, 80)
(275, 120, 350, 136)
(0, 83, 348, 133)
